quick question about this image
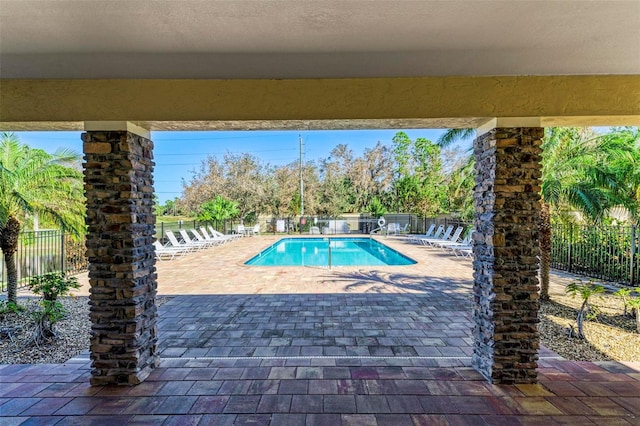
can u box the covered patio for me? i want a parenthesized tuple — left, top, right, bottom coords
(1, 1, 640, 423)
(2, 237, 639, 423)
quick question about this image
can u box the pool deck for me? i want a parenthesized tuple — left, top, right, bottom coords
(3, 234, 639, 425)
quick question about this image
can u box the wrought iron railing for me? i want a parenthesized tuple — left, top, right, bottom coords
(0, 230, 88, 292)
(551, 224, 638, 287)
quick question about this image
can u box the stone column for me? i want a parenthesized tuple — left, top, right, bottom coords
(83, 128, 159, 386)
(472, 127, 543, 384)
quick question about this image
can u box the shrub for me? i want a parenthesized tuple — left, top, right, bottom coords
(628, 297, 640, 333)
(614, 288, 633, 316)
(0, 300, 23, 315)
(27, 272, 80, 345)
(565, 280, 605, 340)
(29, 272, 80, 302)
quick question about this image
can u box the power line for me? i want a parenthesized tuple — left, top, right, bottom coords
(154, 148, 296, 156)
(157, 157, 299, 167)
(153, 133, 298, 142)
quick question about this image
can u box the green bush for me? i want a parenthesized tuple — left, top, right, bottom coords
(28, 272, 80, 302)
(566, 280, 605, 340)
(27, 272, 80, 344)
(0, 300, 23, 315)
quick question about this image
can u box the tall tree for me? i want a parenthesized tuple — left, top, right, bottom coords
(267, 161, 320, 217)
(181, 156, 225, 212)
(597, 127, 640, 222)
(442, 148, 475, 220)
(0, 133, 85, 304)
(391, 132, 445, 216)
(318, 145, 356, 215)
(181, 153, 270, 222)
(539, 127, 638, 299)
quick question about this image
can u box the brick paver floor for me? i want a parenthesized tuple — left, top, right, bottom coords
(4, 235, 639, 424)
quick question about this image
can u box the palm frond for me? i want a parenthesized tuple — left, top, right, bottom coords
(436, 128, 476, 148)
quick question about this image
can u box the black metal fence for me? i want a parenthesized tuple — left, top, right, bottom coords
(551, 224, 639, 287)
(5, 221, 638, 293)
(0, 230, 88, 293)
(271, 214, 472, 236)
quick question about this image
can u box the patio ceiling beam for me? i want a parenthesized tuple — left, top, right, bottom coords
(1, 76, 639, 131)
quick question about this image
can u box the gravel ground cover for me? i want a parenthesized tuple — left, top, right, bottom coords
(1, 289, 639, 364)
(539, 288, 640, 362)
(1, 297, 91, 364)
(0, 296, 170, 365)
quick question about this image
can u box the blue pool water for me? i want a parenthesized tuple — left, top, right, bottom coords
(245, 237, 416, 266)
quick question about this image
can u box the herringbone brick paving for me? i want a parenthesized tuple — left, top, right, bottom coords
(3, 235, 639, 424)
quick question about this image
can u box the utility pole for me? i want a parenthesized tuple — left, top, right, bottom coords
(299, 134, 304, 216)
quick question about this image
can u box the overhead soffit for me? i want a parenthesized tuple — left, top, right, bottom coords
(0, 0, 639, 79)
(0, 1, 638, 131)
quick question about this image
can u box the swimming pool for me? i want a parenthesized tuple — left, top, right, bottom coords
(245, 237, 416, 267)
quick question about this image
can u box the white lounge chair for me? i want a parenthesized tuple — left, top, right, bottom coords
(153, 241, 190, 260)
(436, 229, 474, 251)
(420, 225, 455, 246)
(407, 224, 436, 243)
(164, 230, 199, 252)
(427, 226, 464, 248)
(191, 228, 223, 247)
(180, 229, 216, 248)
(208, 225, 242, 241)
(452, 246, 473, 258)
(416, 225, 448, 245)
(202, 226, 237, 244)
(247, 224, 260, 236)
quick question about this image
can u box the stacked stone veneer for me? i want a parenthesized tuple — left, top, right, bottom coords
(472, 127, 543, 384)
(83, 131, 159, 386)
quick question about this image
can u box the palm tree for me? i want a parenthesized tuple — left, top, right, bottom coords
(197, 195, 239, 226)
(539, 127, 638, 300)
(0, 133, 85, 304)
(598, 127, 640, 223)
(439, 126, 639, 301)
(437, 128, 476, 148)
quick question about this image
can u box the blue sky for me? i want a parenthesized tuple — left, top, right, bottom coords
(15, 129, 450, 204)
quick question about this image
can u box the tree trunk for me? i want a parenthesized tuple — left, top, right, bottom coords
(576, 299, 589, 339)
(636, 307, 640, 334)
(539, 201, 552, 301)
(0, 216, 22, 304)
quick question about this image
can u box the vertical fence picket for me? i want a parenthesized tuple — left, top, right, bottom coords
(550, 222, 638, 287)
(631, 225, 637, 287)
(567, 223, 573, 273)
(61, 230, 66, 274)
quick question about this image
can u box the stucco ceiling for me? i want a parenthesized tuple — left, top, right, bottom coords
(1, 0, 639, 79)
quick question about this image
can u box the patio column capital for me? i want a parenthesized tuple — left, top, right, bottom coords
(477, 117, 543, 136)
(84, 121, 150, 139)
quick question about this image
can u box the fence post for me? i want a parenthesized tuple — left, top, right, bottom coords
(631, 225, 636, 287)
(567, 223, 573, 273)
(61, 231, 66, 274)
